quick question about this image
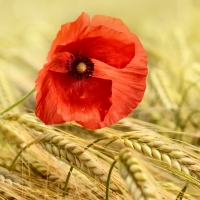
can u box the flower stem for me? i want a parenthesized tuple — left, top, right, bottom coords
(0, 88, 36, 115)
(106, 160, 117, 200)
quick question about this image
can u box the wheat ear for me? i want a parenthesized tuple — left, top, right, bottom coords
(123, 132, 200, 185)
(117, 148, 166, 200)
(2, 114, 124, 191)
(0, 166, 24, 185)
(0, 166, 25, 199)
(1, 114, 124, 195)
(35, 132, 119, 191)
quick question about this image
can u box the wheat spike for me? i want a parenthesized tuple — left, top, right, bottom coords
(0, 166, 26, 200)
(0, 166, 24, 185)
(123, 132, 200, 185)
(1, 113, 125, 198)
(117, 148, 166, 200)
(34, 131, 119, 191)
(0, 117, 113, 199)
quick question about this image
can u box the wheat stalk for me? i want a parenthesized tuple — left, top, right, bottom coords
(2, 113, 121, 144)
(0, 119, 113, 199)
(34, 132, 119, 191)
(0, 118, 68, 184)
(1, 113, 126, 198)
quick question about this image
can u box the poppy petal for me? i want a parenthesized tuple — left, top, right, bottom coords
(54, 25, 135, 69)
(91, 14, 146, 58)
(91, 44, 147, 128)
(37, 70, 113, 129)
(47, 12, 90, 61)
(91, 15, 131, 36)
(54, 72, 112, 128)
(35, 70, 65, 124)
(43, 52, 71, 73)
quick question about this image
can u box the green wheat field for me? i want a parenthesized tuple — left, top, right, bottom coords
(0, 0, 200, 199)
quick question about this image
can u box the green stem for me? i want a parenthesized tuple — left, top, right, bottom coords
(105, 139, 117, 146)
(0, 88, 36, 115)
(176, 182, 188, 200)
(106, 160, 117, 200)
(85, 136, 119, 150)
(85, 137, 109, 150)
(63, 166, 73, 198)
(9, 135, 42, 171)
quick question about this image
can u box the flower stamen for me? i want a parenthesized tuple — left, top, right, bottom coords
(66, 54, 94, 80)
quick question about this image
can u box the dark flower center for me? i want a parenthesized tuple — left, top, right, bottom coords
(66, 54, 94, 80)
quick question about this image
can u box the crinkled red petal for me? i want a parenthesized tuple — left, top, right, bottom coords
(43, 52, 71, 73)
(91, 14, 146, 59)
(47, 12, 90, 61)
(90, 33, 147, 128)
(53, 71, 112, 128)
(91, 15, 132, 36)
(54, 25, 135, 69)
(35, 69, 65, 124)
(36, 69, 113, 129)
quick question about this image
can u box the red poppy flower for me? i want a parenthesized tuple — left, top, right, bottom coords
(35, 12, 147, 130)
